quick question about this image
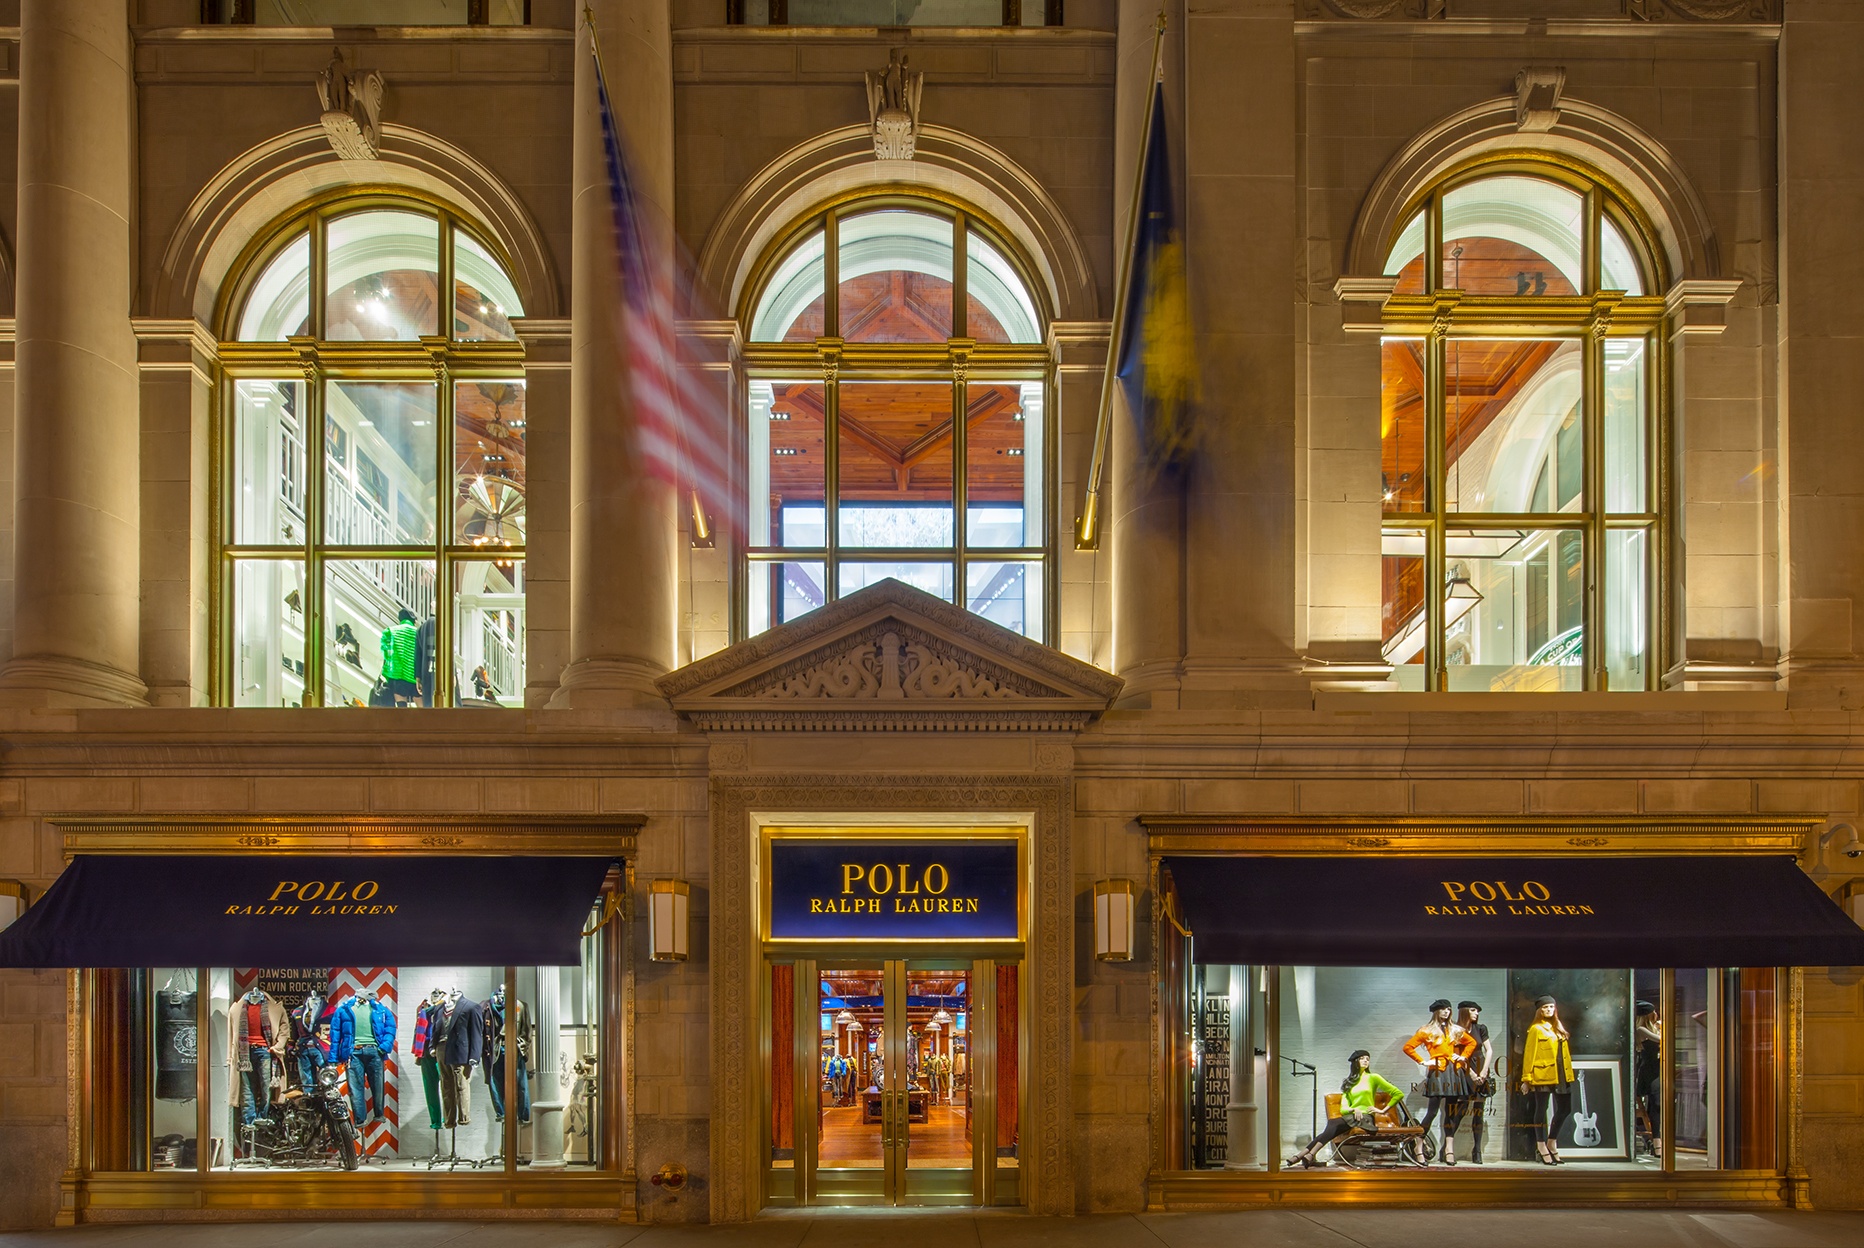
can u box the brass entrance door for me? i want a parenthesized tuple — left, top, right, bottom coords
(770, 956, 1015, 1207)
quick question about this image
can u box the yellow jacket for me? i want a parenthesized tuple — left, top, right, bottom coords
(1520, 1020, 1575, 1087)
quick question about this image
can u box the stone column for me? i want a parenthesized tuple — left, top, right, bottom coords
(1179, 0, 1304, 708)
(0, 1, 146, 706)
(1226, 964, 1258, 1167)
(549, 0, 679, 710)
(1109, 0, 1186, 707)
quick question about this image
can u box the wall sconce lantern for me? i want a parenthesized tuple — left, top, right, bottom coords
(1094, 878, 1136, 962)
(0, 880, 27, 933)
(649, 878, 690, 962)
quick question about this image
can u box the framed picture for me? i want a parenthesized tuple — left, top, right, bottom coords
(1554, 1060, 1627, 1159)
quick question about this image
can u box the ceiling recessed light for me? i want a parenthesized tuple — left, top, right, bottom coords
(773, 447, 803, 456)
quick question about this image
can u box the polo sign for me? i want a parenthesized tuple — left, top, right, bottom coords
(768, 839, 1020, 941)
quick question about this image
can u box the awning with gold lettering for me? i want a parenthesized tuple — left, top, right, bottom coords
(1162, 855, 1864, 967)
(0, 855, 616, 968)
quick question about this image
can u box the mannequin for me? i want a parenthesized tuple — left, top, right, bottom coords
(1634, 999, 1663, 1158)
(1285, 1050, 1407, 1168)
(224, 986, 288, 1129)
(1519, 994, 1577, 1165)
(1402, 998, 1476, 1165)
(334, 989, 397, 1127)
(291, 988, 329, 1095)
(410, 988, 449, 1131)
(1454, 1000, 1494, 1164)
(483, 985, 534, 1126)
(434, 988, 485, 1130)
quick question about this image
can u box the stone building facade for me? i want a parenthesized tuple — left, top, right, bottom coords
(0, 0, 1860, 1230)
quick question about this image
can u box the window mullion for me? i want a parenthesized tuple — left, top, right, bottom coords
(953, 366, 968, 613)
(1583, 328, 1607, 690)
(823, 357, 841, 604)
(305, 368, 327, 707)
(1425, 332, 1446, 692)
(437, 363, 454, 707)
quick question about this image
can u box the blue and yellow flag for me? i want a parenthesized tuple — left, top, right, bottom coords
(1115, 81, 1198, 476)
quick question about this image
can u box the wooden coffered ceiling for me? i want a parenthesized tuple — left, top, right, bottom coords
(766, 381, 1027, 503)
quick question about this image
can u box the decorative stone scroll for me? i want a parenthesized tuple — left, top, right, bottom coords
(1514, 67, 1567, 133)
(316, 47, 384, 161)
(865, 50, 923, 161)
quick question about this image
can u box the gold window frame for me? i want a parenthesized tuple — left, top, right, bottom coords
(1141, 815, 1819, 1209)
(47, 815, 641, 1225)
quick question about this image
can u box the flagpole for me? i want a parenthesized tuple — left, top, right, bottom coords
(1075, 10, 1168, 552)
(583, 3, 714, 549)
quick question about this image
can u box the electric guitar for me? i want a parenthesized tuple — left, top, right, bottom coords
(1570, 1070, 1602, 1148)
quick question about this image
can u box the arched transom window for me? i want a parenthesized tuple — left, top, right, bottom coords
(1378, 168, 1665, 691)
(743, 199, 1051, 640)
(220, 200, 527, 707)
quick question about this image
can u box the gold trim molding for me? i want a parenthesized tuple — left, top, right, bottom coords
(1142, 814, 1821, 858)
(1147, 1168, 1790, 1210)
(51, 814, 644, 858)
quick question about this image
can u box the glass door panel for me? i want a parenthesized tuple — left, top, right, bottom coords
(814, 964, 892, 1203)
(902, 963, 972, 1204)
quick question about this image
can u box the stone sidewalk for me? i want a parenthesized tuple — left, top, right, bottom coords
(3, 1210, 1864, 1248)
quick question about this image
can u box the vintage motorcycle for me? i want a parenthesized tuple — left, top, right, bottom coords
(242, 1062, 360, 1170)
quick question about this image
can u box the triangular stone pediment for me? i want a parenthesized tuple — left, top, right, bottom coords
(656, 579, 1122, 731)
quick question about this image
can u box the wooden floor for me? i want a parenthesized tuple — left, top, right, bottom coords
(818, 1103, 971, 1169)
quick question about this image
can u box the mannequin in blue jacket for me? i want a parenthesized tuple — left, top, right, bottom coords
(331, 992, 397, 1126)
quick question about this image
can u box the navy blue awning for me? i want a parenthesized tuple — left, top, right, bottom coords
(1163, 855, 1864, 968)
(0, 855, 615, 968)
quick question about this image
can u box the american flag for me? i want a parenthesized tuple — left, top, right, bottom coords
(592, 36, 736, 542)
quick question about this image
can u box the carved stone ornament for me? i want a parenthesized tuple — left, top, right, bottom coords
(1298, 0, 1444, 18)
(1515, 66, 1567, 134)
(317, 47, 385, 161)
(1630, 0, 1778, 19)
(864, 50, 923, 161)
(656, 578, 1122, 731)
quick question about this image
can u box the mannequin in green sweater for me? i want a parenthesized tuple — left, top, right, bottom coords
(1287, 1050, 1407, 1168)
(381, 608, 420, 706)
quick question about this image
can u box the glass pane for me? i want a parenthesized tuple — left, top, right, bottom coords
(1605, 338, 1648, 513)
(232, 379, 308, 545)
(965, 229, 1042, 344)
(838, 382, 955, 548)
(821, 966, 885, 1169)
(839, 561, 955, 602)
(1445, 529, 1584, 692)
(789, 0, 1005, 27)
(838, 210, 954, 344)
(965, 560, 1042, 639)
(253, 0, 484, 20)
(453, 230, 524, 342)
(906, 967, 969, 1169)
(1384, 209, 1426, 295)
(1729, 969, 1776, 1170)
(1673, 969, 1712, 1166)
(1442, 176, 1584, 296)
(326, 382, 439, 546)
(1445, 340, 1583, 514)
(324, 558, 437, 707)
(1381, 338, 1425, 513)
(1601, 216, 1645, 296)
(750, 379, 827, 548)
(965, 381, 1041, 547)
(1278, 966, 1662, 1170)
(232, 559, 307, 708)
(237, 233, 310, 341)
(748, 561, 827, 637)
(751, 228, 826, 342)
(1606, 528, 1649, 692)
(149, 969, 199, 1171)
(455, 558, 525, 706)
(1190, 963, 1267, 1170)
(455, 380, 526, 548)
(324, 210, 440, 341)
(1380, 529, 1426, 680)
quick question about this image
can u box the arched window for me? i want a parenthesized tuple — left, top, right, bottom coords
(742, 199, 1051, 639)
(1377, 167, 1663, 691)
(219, 199, 528, 707)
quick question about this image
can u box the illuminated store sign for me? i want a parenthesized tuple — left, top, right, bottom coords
(767, 839, 1019, 941)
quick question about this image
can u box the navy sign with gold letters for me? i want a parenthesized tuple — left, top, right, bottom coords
(769, 839, 1019, 941)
